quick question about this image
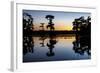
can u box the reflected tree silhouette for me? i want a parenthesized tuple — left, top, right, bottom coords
(73, 34, 91, 55)
(23, 36, 34, 55)
(39, 34, 47, 47)
(46, 34, 57, 57)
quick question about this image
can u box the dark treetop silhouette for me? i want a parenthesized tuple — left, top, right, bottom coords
(45, 15, 55, 31)
(23, 13, 34, 35)
(72, 16, 91, 35)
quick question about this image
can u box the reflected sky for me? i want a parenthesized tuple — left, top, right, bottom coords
(23, 35, 90, 62)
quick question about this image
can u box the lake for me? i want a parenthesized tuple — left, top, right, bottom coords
(23, 34, 91, 62)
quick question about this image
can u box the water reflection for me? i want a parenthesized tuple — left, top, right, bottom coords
(39, 34, 47, 47)
(23, 36, 34, 55)
(23, 33, 91, 62)
(46, 33, 57, 57)
(73, 33, 91, 56)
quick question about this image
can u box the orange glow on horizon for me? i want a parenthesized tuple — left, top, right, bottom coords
(32, 23, 73, 31)
(55, 25, 73, 31)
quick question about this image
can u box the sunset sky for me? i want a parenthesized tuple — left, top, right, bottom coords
(23, 10, 90, 31)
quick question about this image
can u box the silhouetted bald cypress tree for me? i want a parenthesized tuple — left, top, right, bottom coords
(23, 13, 34, 35)
(45, 15, 55, 31)
(40, 23, 45, 31)
(72, 16, 91, 35)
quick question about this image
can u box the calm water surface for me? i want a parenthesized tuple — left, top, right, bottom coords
(23, 34, 90, 62)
